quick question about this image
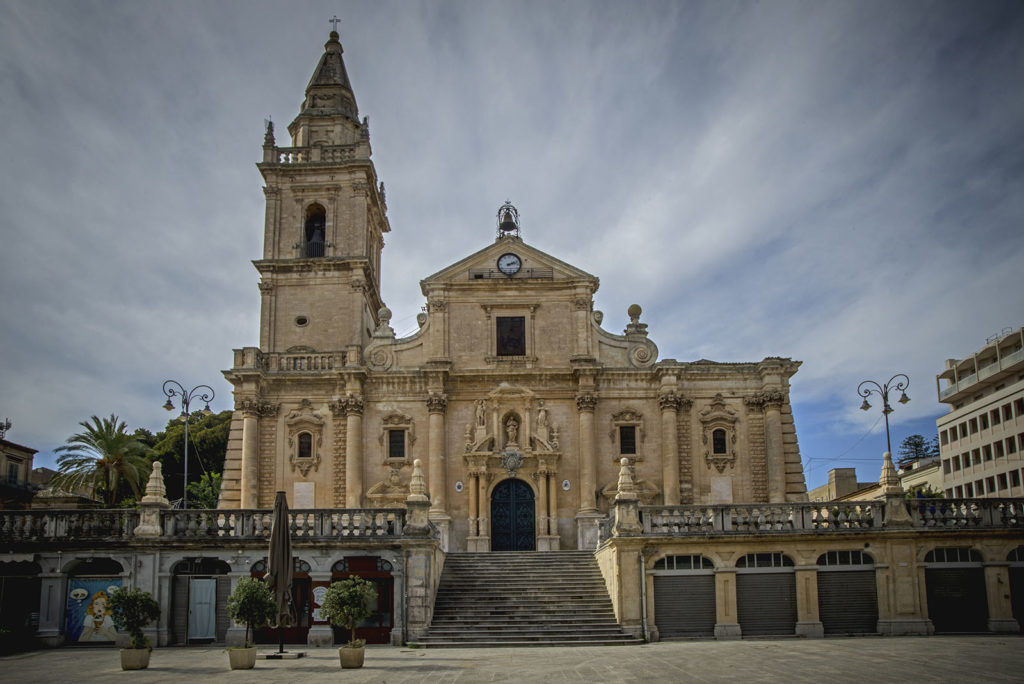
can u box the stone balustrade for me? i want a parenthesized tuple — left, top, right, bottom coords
(638, 498, 1024, 536)
(265, 352, 343, 372)
(272, 146, 358, 164)
(0, 508, 405, 543)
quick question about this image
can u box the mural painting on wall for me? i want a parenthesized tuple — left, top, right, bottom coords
(66, 578, 123, 643)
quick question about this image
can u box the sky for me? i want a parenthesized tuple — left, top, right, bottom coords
(1, 1, 1022, 490)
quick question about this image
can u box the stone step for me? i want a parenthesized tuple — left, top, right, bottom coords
(407, 637, 644, 648)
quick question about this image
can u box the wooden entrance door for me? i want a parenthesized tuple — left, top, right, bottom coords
(490, 478, 536, 551)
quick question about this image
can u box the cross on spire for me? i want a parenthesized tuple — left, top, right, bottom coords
(329, 15, 341, 32)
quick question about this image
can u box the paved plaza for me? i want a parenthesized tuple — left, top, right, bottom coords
(2, 636, 1022, 683)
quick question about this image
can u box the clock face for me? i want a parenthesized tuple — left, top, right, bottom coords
(497, 253, 521, 275)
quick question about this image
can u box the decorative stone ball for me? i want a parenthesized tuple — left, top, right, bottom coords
(627, 304, 642, 321)
(378, 307, 392, 324)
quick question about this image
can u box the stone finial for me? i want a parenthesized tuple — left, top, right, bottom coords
(374, 307, 395, 337)
(263, 119, 275, 146)
(142, 461, 169, 505)
(627, 304, 642, 324)
(879, 451, 902, 495)
(624, 304, 649, 336)
(407, 459, 428, 503)
(614, 457, 638, 502)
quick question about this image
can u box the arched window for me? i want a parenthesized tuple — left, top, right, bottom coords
(298, 432, 313, 460)
(303, 204, 326, 257)
(736, 552, 794, 569)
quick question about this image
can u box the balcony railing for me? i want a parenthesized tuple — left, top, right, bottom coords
(639, 498, 1023, 536)
(0, 508, 405, 543)
(641, 501, 881, 535)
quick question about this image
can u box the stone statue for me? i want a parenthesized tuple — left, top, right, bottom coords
(536, 401, 550, 444)
(505, 417, 519, 446)
(476, 400, 486, 426)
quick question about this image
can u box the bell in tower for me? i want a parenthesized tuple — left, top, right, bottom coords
(496, 200, 521, 239)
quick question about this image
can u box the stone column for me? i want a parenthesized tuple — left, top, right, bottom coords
(659, 392, 681, 505)
(344, 394, 364, 508)
(984, 564, 1021, 632)
(794, 567, 824, 638)
(468, 472, 479, 538)
(576, 392, 598, 512)
(426, 393, 447, 512)
(761, 392, 786, 503)
(547, 471, 559, 535)
(714, 570, 742, 639)
(536, 469, 549, 537)
(477, 471, 489, 541)
(240, 407, 259, 509)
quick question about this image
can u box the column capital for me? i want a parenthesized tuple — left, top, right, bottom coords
(426, 392, 448, 414)
(658, 392, 682, 412)
(335, 394, 364, 416)
(575, 392, 598, 412)
(744, 389, 785, 412)
(238, 398, 278, 417)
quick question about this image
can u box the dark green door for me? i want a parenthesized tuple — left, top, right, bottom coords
(491, 478, 535, 551)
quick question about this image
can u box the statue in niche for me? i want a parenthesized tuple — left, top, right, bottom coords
(536, 400, 550, 444)
(505, 417, 519, 447)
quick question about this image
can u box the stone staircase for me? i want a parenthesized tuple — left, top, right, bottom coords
(408, 550, 643, 647)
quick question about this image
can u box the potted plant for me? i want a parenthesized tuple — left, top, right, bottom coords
(108, 587, 160, 670)
(320, 576, 376, 669)
(225, 577, 275, 669)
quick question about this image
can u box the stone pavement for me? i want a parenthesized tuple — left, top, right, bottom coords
(2, 636, 1022, 683)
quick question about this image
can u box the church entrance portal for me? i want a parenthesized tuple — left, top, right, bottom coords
(490, 478, 536, 551)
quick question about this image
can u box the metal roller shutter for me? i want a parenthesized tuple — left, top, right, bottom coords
(216, 576, 231, 643)
(817, 571, 878, 634)
(926, 568, 988, 633)
(171, 575, 188, 644)
(653, 575, 716, 637)
(736, 573, 796, 636)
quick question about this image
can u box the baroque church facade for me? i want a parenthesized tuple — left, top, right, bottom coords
(218, 30, 809, 552)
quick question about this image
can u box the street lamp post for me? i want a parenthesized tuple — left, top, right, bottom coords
(857, 374, 911, 455)
(161, 380, 215, 509)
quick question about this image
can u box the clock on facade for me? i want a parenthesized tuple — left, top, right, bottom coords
(497, 253, 521, 275)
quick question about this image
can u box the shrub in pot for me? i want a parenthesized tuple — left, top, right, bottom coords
(108, 587, 160, 670)
(320, 576, 376, 669)
(225, 577, 276, 669)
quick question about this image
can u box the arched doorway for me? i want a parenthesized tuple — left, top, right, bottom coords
(64, 558, 124, 645)
(491, 478, 535, 551)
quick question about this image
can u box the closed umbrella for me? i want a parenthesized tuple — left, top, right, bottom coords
(265, 490, 296, 654)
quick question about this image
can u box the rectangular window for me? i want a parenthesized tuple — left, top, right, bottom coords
(975, 479, 985, 495)
(941, 429, 950, 445)
(972, 449, 981, 465)
(954, 485, 963, 498)
(952, 454, 961, 470)
(965, 482, 974, 497)
(1008, 436, 1018, 454)
(1015, 398, 1024, 417)
(943, 459, 951, 475)
(983, 444, 993, 461)
(619, 426, 637, 454)
(997, 473, 1008, 491)
(960, 423, 969, 439)
(1012, 470, 1022, 488)
(945, 489, 954, 498)
(496, 316, 526, 356)
(992, 409, 1001, 425)
(980, 414, 989, 430)
(995, 441, 1005, 458)
(6, 463, 18, 482)
(986, 476, 996, 493)
(1004, 404, 1014, 421)
(969, 418, 978, 434)
(388, 429, 405, 460)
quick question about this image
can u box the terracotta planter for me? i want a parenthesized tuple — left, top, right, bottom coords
(338, 645, 365, 669)
(120, 648, 151, 670)
(228, 646, 257, 670)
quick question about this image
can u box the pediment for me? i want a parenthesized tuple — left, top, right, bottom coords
(420, 236, 597, 291)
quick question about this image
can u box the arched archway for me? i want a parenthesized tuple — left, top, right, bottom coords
(490, 478, 535, 551)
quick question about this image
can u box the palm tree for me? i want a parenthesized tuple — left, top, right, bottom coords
(52, 414, 151, 506)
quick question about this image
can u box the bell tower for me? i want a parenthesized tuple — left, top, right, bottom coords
(255, 29, 390, 356)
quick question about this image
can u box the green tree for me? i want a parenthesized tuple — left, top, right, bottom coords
(896, 434, 939, 468)
(186, 472, 222, 509)
(52, 415, 152, 506)
(138, 410, 232, 504)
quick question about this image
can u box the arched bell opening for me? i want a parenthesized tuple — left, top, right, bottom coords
(302, 204, 327, 257)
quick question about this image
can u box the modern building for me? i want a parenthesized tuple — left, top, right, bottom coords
(809, 459, 943, 502)
(217, 29, 810, 555)
(936, 327, 1024, 498)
